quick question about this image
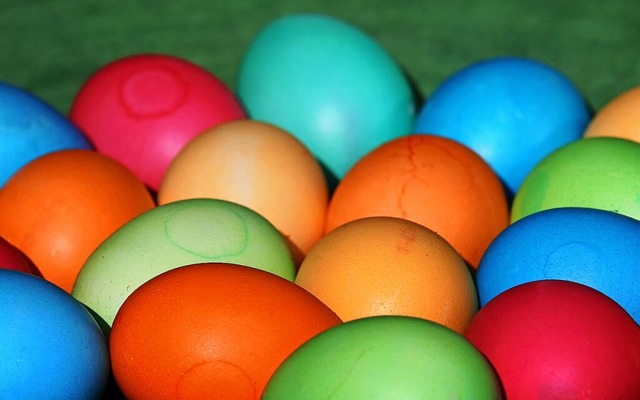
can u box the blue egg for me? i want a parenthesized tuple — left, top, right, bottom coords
(0, 82, 92, 187)
(237, 14, 415, 185)
(414, 57, 590, 197)
(476, 207, 640, 323)
(0, 270, 109, 399)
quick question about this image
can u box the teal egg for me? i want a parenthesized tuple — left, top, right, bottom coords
(262, 316, 501, 399)
(72, 198, 295, 331)
(237, 14, 415, 184)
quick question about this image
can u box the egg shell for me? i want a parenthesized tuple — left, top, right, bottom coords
(158, 120, 328, 264)
(477, 207, 640, 324)
(0, 81, 91, 187)
(512, 137, 640, 223)
(0, 269, 109, 399)
(110, 262, 341, 400)
(584, 85, 640, 141)
(325, 134, 509, 268)
(414, 56, 590, 196)
(72, 198, 296, 331)
(237, 13, 415, 183)
(0, 149, 155, 292)
(465, 280, 640, 399)
(69, 53, 246, 191)
(263, 316, 501, 399)
(296, 216, 478, 333)
(0, 236, 40, 276)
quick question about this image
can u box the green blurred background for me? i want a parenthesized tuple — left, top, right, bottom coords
(1, 0, 639, 116)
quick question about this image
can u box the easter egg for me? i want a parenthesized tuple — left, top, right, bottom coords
(0, 269, 109, 399)
(158, 120, 328, 264)
(69, 53, 246, 191)
(414, 56, 590, 197)
(72, 198, 296, 330)
(296, 216, 478, 333)
(511, 137, 640, 223)
(465, 280, 640, 399)
(325, 134, 509, 268)
(0, 81, 91, 187)
(237, 13, 415, 184)
(110, 262, 341, 400)
(477, 207, 640, 324)
(0, 236, 40, 275)
(263, 316, 500, 399)
(0, 149, 155, 292)
(584, 85, 640, 140)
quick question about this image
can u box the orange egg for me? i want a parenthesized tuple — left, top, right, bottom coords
(158, 120, 328, 265)
(584, 85, 640, 141)
(110, 262, 342, 400)
(325, 134, 509, 268)
(295, 216, 478, 333)
(0, 149, 155, 292)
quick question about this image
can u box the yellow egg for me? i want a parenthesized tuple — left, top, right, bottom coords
(158, 120, 328, 265)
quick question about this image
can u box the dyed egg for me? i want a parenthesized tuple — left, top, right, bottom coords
(110, 263, 341, 400)
(263, 316, 500, 399)
(158, 120, 328, 264)
(414, 56, 590, 197)
(0, 81, 91, 187)
(0, 236, 40, 275)
(0, 149, 155, 292)
(0, 269, 109, 399)
(69, 53, 246, 191)
(584, 85, 640, 140)
(465, 280, 640, 399)
(325, 134, 509, 268)
(72, 198, 295, 330)
(296, 217, 478, 333)
(237, 13, 415, 184)
(477, 207, 640, 324)
(512, 137, 640, 223)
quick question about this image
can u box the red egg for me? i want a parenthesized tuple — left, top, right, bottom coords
(69, 53, 246, 191)
(465, 280, 640, 399)
(0, 236, 40, 276)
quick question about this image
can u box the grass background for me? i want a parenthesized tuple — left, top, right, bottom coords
(1, 0, 639, 116)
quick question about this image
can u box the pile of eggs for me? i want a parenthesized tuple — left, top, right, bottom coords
(2, 12, 640, 400)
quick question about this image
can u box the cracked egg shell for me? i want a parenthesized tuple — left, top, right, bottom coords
(325, 134, 509, 268)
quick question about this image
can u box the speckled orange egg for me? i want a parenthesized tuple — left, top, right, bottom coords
(0, 149, 155, 292)
(158, 120, 328, 264)
(110, 262, 342, 400)
(295, 216, 478, 333)
(325, 134, 509, 268)
(584, 85, 640, 141)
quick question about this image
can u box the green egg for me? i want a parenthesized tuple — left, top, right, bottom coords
(72, 198, 295, 331)
(512, 137, 640, 223)
(262, 316, 501, 399)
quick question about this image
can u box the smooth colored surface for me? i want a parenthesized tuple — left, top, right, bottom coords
(158, 120, 328, 264)
(325, 134, 509, 268)
(263, 316, 501, 399)
(0, 270, 109, 400)
(69, 53, 246, 191)
(477, 207, 640, 324)
(465, 280, 640, 399)
(512, 137, 640, 223)
(0, 81, 91, 187)
(237, 13, 414, 183)
(414, 56, 590, 196)
(0, 236, 40, 275)
(110, 263, 341, 400)
(72, 198, 296, 330)
(0, 149, 155, 292)
(584, 85, 640, 141)
(296, 217, 478, 333)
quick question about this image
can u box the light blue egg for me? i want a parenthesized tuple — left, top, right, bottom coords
(0, 82, 92, 187)
(414, 57, 591, 197)
(237, 14, 415, 186)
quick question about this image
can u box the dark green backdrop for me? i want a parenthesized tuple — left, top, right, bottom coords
(2, 0, 639, 116)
